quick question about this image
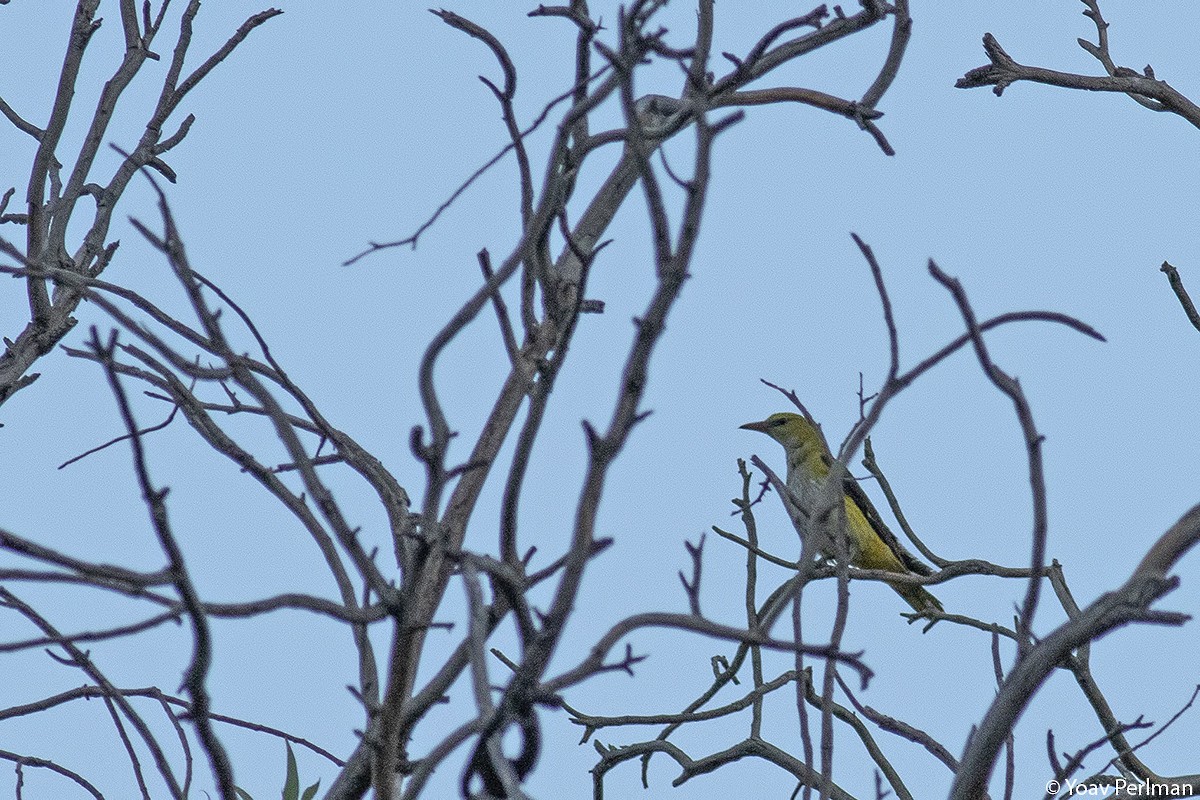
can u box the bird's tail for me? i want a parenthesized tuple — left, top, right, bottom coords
(892, 582, 943, 614)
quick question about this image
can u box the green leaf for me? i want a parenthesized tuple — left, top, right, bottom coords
(235, 789, 255, 800)
(282, 742, 300, 800)
(300, 780, 321, 800)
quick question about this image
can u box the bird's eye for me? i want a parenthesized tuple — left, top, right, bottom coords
(770, 418, 785, 427)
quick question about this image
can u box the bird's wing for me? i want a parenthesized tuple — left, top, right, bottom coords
(840, 472, 933, 576)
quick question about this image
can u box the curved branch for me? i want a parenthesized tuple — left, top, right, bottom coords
(544, 611, 874, 695)
(951, 503, 1200, 800)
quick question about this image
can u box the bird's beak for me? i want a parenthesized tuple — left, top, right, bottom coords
(739, 420, 769, 433)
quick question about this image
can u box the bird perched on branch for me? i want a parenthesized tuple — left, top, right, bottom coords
(740, 412, 942, 614)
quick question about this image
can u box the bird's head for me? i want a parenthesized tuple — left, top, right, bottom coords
(739, 412, 823, 453)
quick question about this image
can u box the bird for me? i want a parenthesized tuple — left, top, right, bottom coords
(740, 412, 942, 613)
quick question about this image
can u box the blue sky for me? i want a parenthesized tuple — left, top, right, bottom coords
(3, 2, 1200, 798)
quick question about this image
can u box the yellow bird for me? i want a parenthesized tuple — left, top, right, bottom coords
(740, 412, 942, 613)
